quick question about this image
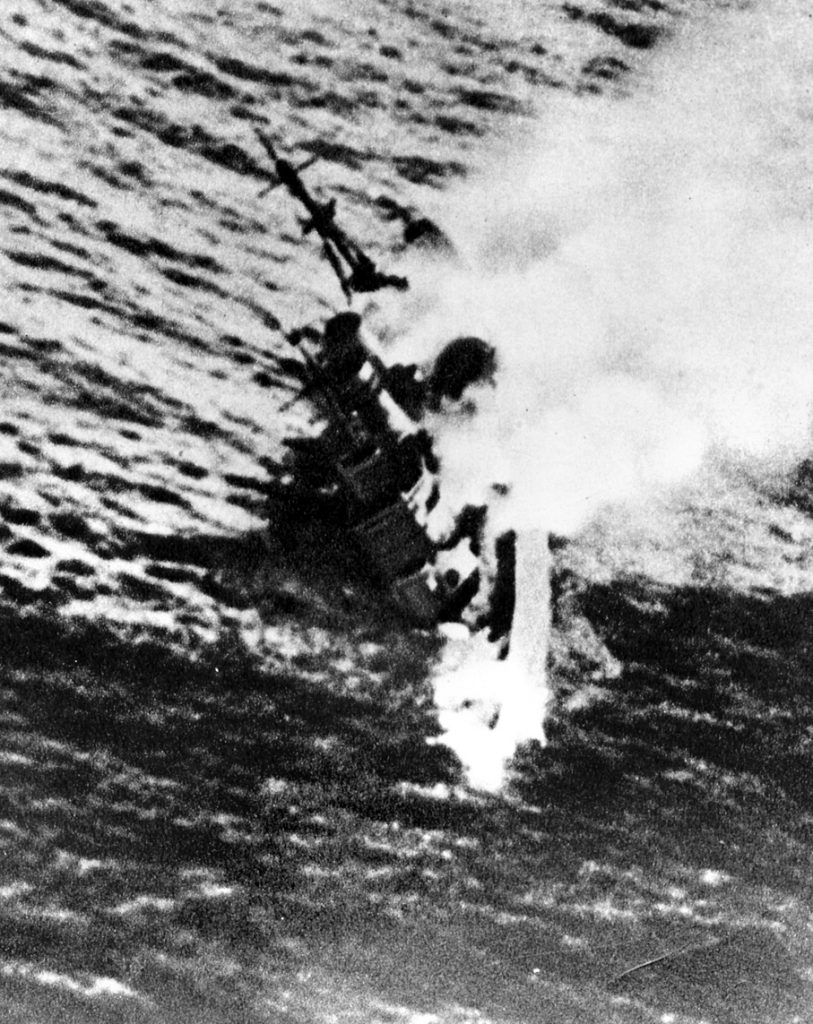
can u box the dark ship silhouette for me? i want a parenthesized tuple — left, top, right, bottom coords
(258, 132, 514, 638)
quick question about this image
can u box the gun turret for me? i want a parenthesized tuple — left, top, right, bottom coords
(255, 129, 409, 300)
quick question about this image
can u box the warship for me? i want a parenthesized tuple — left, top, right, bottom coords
(257, 132, 514, 641)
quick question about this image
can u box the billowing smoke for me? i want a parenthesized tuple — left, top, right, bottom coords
(387, 1, 813, 788)
(388, 0, 813, 537)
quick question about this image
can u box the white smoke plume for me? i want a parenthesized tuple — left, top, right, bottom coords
(389, 0, 813, 536)
(393, 0, 813, 789)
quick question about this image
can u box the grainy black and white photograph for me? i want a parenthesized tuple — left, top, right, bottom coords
(0, 0, 811, 1021)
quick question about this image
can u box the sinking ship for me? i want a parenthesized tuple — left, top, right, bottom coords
(258, 132, 512, 635)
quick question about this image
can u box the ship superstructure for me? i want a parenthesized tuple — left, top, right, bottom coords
(257, 131, 507, 632)
(282, 311, 481, 625)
